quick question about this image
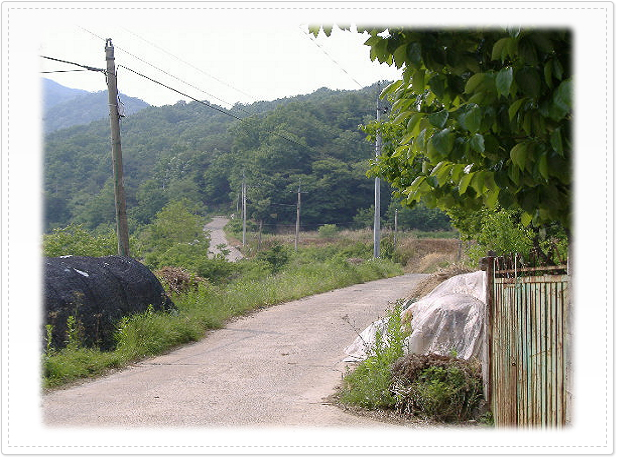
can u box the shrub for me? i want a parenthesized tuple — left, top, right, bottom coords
(318, 224, 338, 238)
(256, 242, 290, 274)
(391, 353, 484, 422)
(43, 224, 118, 257)
(338, 300, 408, 409)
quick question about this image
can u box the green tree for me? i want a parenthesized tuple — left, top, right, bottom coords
(141, 200, 205, 252)
(317, 28, 572, 231)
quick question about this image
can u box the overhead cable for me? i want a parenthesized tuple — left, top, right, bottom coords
(118, 64, 243, 120)
(40, 55, 105, 73)
(299, 27, 364, 90)
(120, 26, 257, 103)
(81, 26, 243, 112)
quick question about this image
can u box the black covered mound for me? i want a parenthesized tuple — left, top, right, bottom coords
(44, 256, 174, 350)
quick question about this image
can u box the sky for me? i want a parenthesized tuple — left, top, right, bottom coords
(38, 13, 402, 108)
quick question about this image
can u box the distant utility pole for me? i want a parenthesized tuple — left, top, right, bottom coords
(373, 91, 384, 259)
(242, 172, 247, 247)
(394, 208, 398, 249)
(105, 38, 130, 257)
(295, 179, 303, 251)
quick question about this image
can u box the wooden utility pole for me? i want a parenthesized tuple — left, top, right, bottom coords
(373, 91, 383, 259)
(105, 38, 130, 257)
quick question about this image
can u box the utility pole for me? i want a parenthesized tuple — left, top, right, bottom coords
(105, 38, 130, 257)
(373, 91, 383, 259)
(295, 179, 302, 251)
(394, 208, 398, 249)
(242, 172, 247, 248)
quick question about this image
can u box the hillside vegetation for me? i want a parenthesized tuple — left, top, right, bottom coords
(43, 82, 453, 235)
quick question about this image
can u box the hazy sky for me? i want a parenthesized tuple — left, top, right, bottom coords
(38, 12, 402, 108)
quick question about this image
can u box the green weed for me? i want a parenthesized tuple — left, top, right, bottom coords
(42, 254, 403, 389)
(338, 300, 408, 409)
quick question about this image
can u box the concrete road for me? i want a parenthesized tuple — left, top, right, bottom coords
(42, 273, 426, 428)
(204, 216, 243, 261)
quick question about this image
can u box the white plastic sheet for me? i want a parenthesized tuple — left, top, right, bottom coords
(344, 271, 486, 362)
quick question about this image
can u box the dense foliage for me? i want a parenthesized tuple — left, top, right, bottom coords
(316, 28, 572, 231)
(43, 78, 150, 133)
(44, 83, 453, 235)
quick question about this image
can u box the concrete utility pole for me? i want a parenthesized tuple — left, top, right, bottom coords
(105, 38, 130, 257)
(394, 208, 398, 249)
(295, 179, 302, 252)
(242, 172, 247, 248)
(373, 91, 383, 259)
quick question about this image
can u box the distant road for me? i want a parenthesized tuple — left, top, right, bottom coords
(204, 216, 243, 261)
(43, 273, 427, 428)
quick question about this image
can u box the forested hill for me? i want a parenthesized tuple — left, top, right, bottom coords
(43, 78, 150, 133)
(45, 82, 431, 234)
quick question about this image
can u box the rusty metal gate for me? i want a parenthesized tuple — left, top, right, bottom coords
(483, 255, 570, 427)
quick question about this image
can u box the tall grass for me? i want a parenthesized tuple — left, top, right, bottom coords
(338, 300, 408, 409)
(43, 256, 402, 389)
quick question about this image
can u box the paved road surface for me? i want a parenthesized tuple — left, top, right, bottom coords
(42, 273, 426, 427)
(204, 216, 243, 261)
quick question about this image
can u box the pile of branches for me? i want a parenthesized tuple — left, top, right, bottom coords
(391, 353, 484, 423)
(155, 266, 207, 295)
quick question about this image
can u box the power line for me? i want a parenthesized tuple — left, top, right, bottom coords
(81, 26, 244, 113)
(120, 26, 257, 103)
(299, 27, 365, 90)
(117, 64, 243, 121)
(40, 55, 105, 73)
(117, 63, 321, 154)
(70, 30, 355, 163)
(41, 69, 91, 74)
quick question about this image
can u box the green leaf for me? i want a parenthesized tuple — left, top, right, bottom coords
(520, 212, 533, 227)
(485, 187, 499, 209)
(461, 104, 481, 133)
(470, 171, 487, 195)
(428, 75, 445, 98)
(510, 143, 528, 170)
(450, 163, 465, 182)
(550, 127, 564, 155)
(508, 98, 526, 121)
(430, 129, 455, 158)
(516, 67, 541, 99)
(393, 44, 408, 68)
(431, 161, 452, 186)
(538, 150, 549, 180)
(464, 73, 486, 94)
(551, 78, 572, 120)
(544, 60, 554, 87)
(470, 133, 485, 153)
(496, 67, 513, 98)
(406, 112, 424, 137)
(458, 173, 474, 194)
(491, 37, 511, 61)
(428, 110, 449, 129)
(406, 42, 423, 68)
(412, 69, 426, 93)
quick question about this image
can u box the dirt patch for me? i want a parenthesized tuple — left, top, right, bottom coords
(404, 263, 474, 301)
(395, 238, 461, 273)
(155, 266, 207, 295)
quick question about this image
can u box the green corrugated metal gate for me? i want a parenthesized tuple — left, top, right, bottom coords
(484, 257, 570, 427)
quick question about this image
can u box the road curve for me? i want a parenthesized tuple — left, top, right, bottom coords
(42, 273, 427, 428)
(204, 216, 243, 261)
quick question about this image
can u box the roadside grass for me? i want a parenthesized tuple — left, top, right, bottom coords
(43, 227, 464, 390)
(338, 300, 408, 409)
(42, 253, 403, 389)
(336, 303, 487, 424)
